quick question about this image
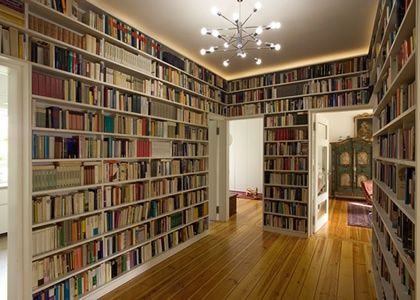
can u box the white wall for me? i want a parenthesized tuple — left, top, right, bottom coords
(0, 189, 7, 234)
(229, 118, 264, 193)
(318, 109, 372, 142)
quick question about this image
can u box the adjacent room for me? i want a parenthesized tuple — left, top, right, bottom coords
(0, 0, 418, 299)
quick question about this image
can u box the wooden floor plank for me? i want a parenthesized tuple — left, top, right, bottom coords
(101, 199, 375, 300)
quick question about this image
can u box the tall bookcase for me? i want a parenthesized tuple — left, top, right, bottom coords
(0, 0, 228, 299)
(225, 57, 371, 236)
(369, 0, 418, 298)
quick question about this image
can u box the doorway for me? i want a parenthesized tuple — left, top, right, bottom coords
(311, 108, 373, 235)
(0, 57, 31, 300)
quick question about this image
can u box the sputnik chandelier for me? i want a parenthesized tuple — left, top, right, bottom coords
(200, 0, 281, 67)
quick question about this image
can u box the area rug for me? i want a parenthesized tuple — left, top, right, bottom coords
(231, 191, 263, 200)
(347, 202, 371, 228)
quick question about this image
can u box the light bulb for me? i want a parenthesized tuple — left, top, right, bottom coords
(276, 22, 282, 29)
(240, 52, 247, 58)
(256, 39, 262, 46)
(274, 43, 281, 51)
(200, 27, 207, 35)
(255, 58, 262, 65)
(224, 42, 229, 48)
(223, 60, 230, 67)
(200, 49, 206, 55)
(211, 29, 220, 37)
(237, 43, 243, 49)
(232, 12, 239, 22)
(255, 26, 263, 35)
(254, 2, 262, 10)
(209, 46, 215, 53)
(211, 7, 219, 15)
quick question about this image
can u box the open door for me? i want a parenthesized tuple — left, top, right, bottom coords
(313, 114, 329, 233)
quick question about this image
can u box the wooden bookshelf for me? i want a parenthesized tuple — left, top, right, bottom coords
(369, 0, 418, 298)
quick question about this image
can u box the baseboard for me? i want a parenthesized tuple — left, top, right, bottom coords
(82, 231, 209, 299)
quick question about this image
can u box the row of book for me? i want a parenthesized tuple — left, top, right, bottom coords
(153, 61, 223, 102)
(35, 105, 208, 142)
(379, 31, 416, 102)
(227, 75, 368, 104)
(33, 214, 103, 256)
(264, 142, 308, 156)
(33, 162, 102, 192)
(103, 161, 148, 183)
(264, 128, 308, 141)
(35, 106, 101, 131)
(374, 209, 415, 281)
(103, 138, 151, 158)
(29, 15, 101, 55)
(103, 87, 149, 114)
(263, 215, 307, 232)
(104, 41, 152, 75)
(226, 90, 370, 117)
(32, 219, 208, 299)
(31, 42, 215, 113)
(149, 120, 208, 141)
(0, 0, 24, 27)
(265, 112, 308, 127)
(372, 227, 415, 298)
(375, 161, 397, 193)
(150, 175, 207, 197)
(378, 126, 415, 161)
(228, 57, 368, 91)
(377, 81, 416, 128)
(264, 201, 307, 217)
(0, 24, 25, 59)
(184, 58, 226, 89)
(150, 158, 207, 177)
(264, 186, 308, 202)
(265, 173, 308, 187)
(33, 188, 102, 224)
(264, 157, 308, 171)
(32, 134, 102, 159)
(303, 75, 369, 94)
(103, 182, 148, 208)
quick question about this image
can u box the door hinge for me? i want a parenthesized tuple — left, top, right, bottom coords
(312, 215, 315, 225)
(216, 127, 220, 135)
(216, 206, 220, 213)
(313, 122, 316, 131)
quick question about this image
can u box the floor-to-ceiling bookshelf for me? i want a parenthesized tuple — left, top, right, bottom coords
(225, 56, 371, 237)
(0, 0, 229, 298)
(369, 0, 417, 298)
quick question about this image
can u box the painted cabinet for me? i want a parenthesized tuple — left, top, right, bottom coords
(330, 138, 372, 199)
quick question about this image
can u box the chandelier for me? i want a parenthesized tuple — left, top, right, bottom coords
(200, 0, 281, 67)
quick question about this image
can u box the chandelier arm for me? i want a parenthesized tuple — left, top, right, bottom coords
(241, 10, 257, 27)
(217, 13, 237, 27)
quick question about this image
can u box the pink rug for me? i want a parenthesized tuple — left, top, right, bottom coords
(347, 202, 371, 228)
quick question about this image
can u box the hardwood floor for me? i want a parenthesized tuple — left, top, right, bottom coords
(101, 198, 375, 300)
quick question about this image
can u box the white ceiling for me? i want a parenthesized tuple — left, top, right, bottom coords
(89, 0, 378, 80)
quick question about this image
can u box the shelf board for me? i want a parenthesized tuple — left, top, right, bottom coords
(32, 95, 209, 128)
(371, 245, 396, 299)
(372, 1, 416, 93)
(30, 62, 208, 113)
(373, 179, 415, 224)
(264, 183, 308, 188)
(264, 197, 308, 204)
(264, 140, 309, 143)
(374, 51, 416, 116)
(32, 215, 209, 294)
(373, 105, 416, 137)
(372, 201, 415, 279)
(227, 87, 370, 106)
(372, 223, 412, 300)
(27, 0, 226, 93)
(264, 169, 309, 173)
(264, 124, 308, 129)
(32, 200, 209, 261)
(228, 70, 369, 93)
(263, 211, 307, 219)
(374, 156, 416, 167)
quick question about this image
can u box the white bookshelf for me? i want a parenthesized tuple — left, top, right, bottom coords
(369, 0, 418, 298)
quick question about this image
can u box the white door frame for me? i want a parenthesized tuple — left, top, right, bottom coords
(208, 113, 229, 221)
(0, 56, 31, 300)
